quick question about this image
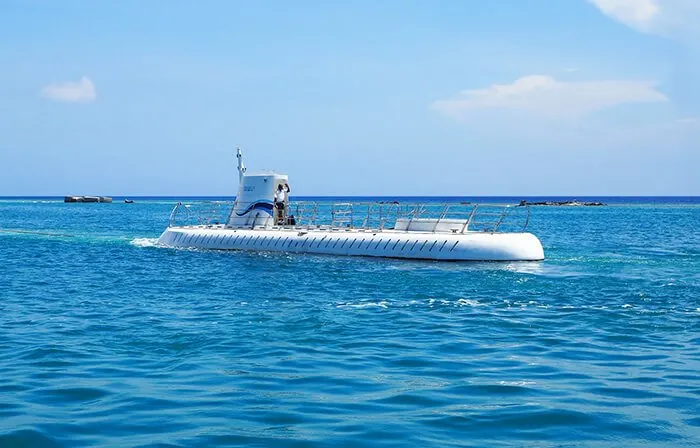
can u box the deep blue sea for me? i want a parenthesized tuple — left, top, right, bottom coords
(1, 197, 699, 447)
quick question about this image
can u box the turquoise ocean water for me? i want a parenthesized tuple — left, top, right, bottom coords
(1, 197, 699, 447)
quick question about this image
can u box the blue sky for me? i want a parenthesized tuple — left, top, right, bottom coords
(0, 0, 698, 196)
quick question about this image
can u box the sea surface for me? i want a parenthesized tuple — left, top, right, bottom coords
(1, 197, 699, 447)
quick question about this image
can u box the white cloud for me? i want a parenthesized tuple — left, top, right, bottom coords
(40, 76, 96, 103)
(587, 0, 659, 31)
(676, 117, 700, 125)
(431, 75, 667, 120)
(588, 0, 700, 40)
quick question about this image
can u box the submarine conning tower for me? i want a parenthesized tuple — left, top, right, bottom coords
(226, 148, 288, 228)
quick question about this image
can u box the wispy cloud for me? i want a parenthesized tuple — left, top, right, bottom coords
(676, 117, 700, 125)
(40, 76, 96, 103)
(587, 0, 659, 32)
(588, 0, 700, 41)
(431, 75, 667, 121)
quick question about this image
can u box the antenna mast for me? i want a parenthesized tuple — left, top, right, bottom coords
(236, 146, 246, 181)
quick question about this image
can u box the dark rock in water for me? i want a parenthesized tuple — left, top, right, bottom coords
(522, 199, 606, 206)
(64, 196, 113, 203)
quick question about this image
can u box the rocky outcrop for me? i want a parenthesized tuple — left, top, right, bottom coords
(64, 196, 113, 203)
(519, 200, 605, 206)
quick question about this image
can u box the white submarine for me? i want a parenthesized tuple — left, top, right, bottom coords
(157, 148, 545, 261)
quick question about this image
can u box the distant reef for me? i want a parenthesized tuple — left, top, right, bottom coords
(64, 196, 113, 203)
(519, 200, 606, 207)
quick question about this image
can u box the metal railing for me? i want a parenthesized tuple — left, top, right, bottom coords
(169, 201, 232, 227)
(169, 200, 531, 233)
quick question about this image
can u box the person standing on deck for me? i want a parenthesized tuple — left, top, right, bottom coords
(275, 183, 290, 224)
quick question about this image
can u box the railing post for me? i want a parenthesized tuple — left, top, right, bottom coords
(169, 202, 180, 227)
(463, 204, 478, 233)
(433, 204, 449, 232)
(493, 206, 510, 233)
(523, 205, 530, 231)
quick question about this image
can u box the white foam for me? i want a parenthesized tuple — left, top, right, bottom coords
(455, 298, 483, 307)
(130, 237, 159, 248)
(499, 380, 536, 386)
(337, 301, 389, 309)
